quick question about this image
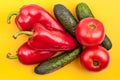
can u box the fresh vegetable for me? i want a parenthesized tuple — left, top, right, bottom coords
(76, 2, 94, 20)
(7, 42, 56, 64)
(6, 2, 112, 74)
(7, 4, 65, 31)
(13, 23, 77, 51)
(101, 35, 112, 50)
(76, 2, 112, 50)
(34, 47, 81, 74)
(80, 46, 110, 72)
(54, 4, 78, 36)
(76, 17, 105, 46)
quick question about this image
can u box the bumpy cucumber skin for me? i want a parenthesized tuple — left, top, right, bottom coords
(101, 35, 112, 50)
(76, 2, 112, 50)
(34, 48, 81, 74)
(76, 2, 94, 20)
(54, 4, 78, 36)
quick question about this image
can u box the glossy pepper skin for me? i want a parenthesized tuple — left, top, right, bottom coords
(7, 4, 65, 31)
(28, 23, 77, 51)
(7, 42, 56, 65)
(13, 23, 77, 51)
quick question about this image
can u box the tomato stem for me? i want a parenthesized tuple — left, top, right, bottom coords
(89, 23, 96, 30)
(93, 60, 99, 66)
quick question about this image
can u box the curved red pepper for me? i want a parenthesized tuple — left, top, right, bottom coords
(7, 42, 56, 65)
(28, 23, 77, 51)
(13, 23, 77, 51)
(7, 4, 64, 31)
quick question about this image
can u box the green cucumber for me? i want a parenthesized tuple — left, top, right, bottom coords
(34, 48, 81, 74)
(76, 2, 94, 20)
(76, 2, 112, 50)
(54, 4, 78, 36)
(101, 35, 112, 50)
(35, 5, 80, 74)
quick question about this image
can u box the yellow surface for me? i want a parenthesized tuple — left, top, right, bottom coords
(0, 0, 119, 80)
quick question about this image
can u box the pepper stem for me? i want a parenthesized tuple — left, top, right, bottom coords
(13, 31, 33, 39)
(7, 53, 18, 59)
(7, 11, 19, 24)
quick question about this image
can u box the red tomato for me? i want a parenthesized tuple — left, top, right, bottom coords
(80, 46, 110, 72)
(76, 18, 105, 46)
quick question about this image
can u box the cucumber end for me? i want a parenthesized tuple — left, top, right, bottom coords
(34, 66, 47, 75)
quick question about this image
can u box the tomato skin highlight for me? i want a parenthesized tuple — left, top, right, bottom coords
(80, 46, 110, 72)
(76, 18, 105, 46)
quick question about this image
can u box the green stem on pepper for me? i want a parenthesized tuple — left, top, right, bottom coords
(7, 53, 18, 59)
(13, 31, 33, 39)
(7, 11, 19, 24)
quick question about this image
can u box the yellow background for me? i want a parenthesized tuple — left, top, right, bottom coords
(0, 0, 119, 80)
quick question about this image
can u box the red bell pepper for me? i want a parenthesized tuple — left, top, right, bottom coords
(7, 42, 56, 65)
(7, 4, 65, 31)
(13, 23, 77, 51)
